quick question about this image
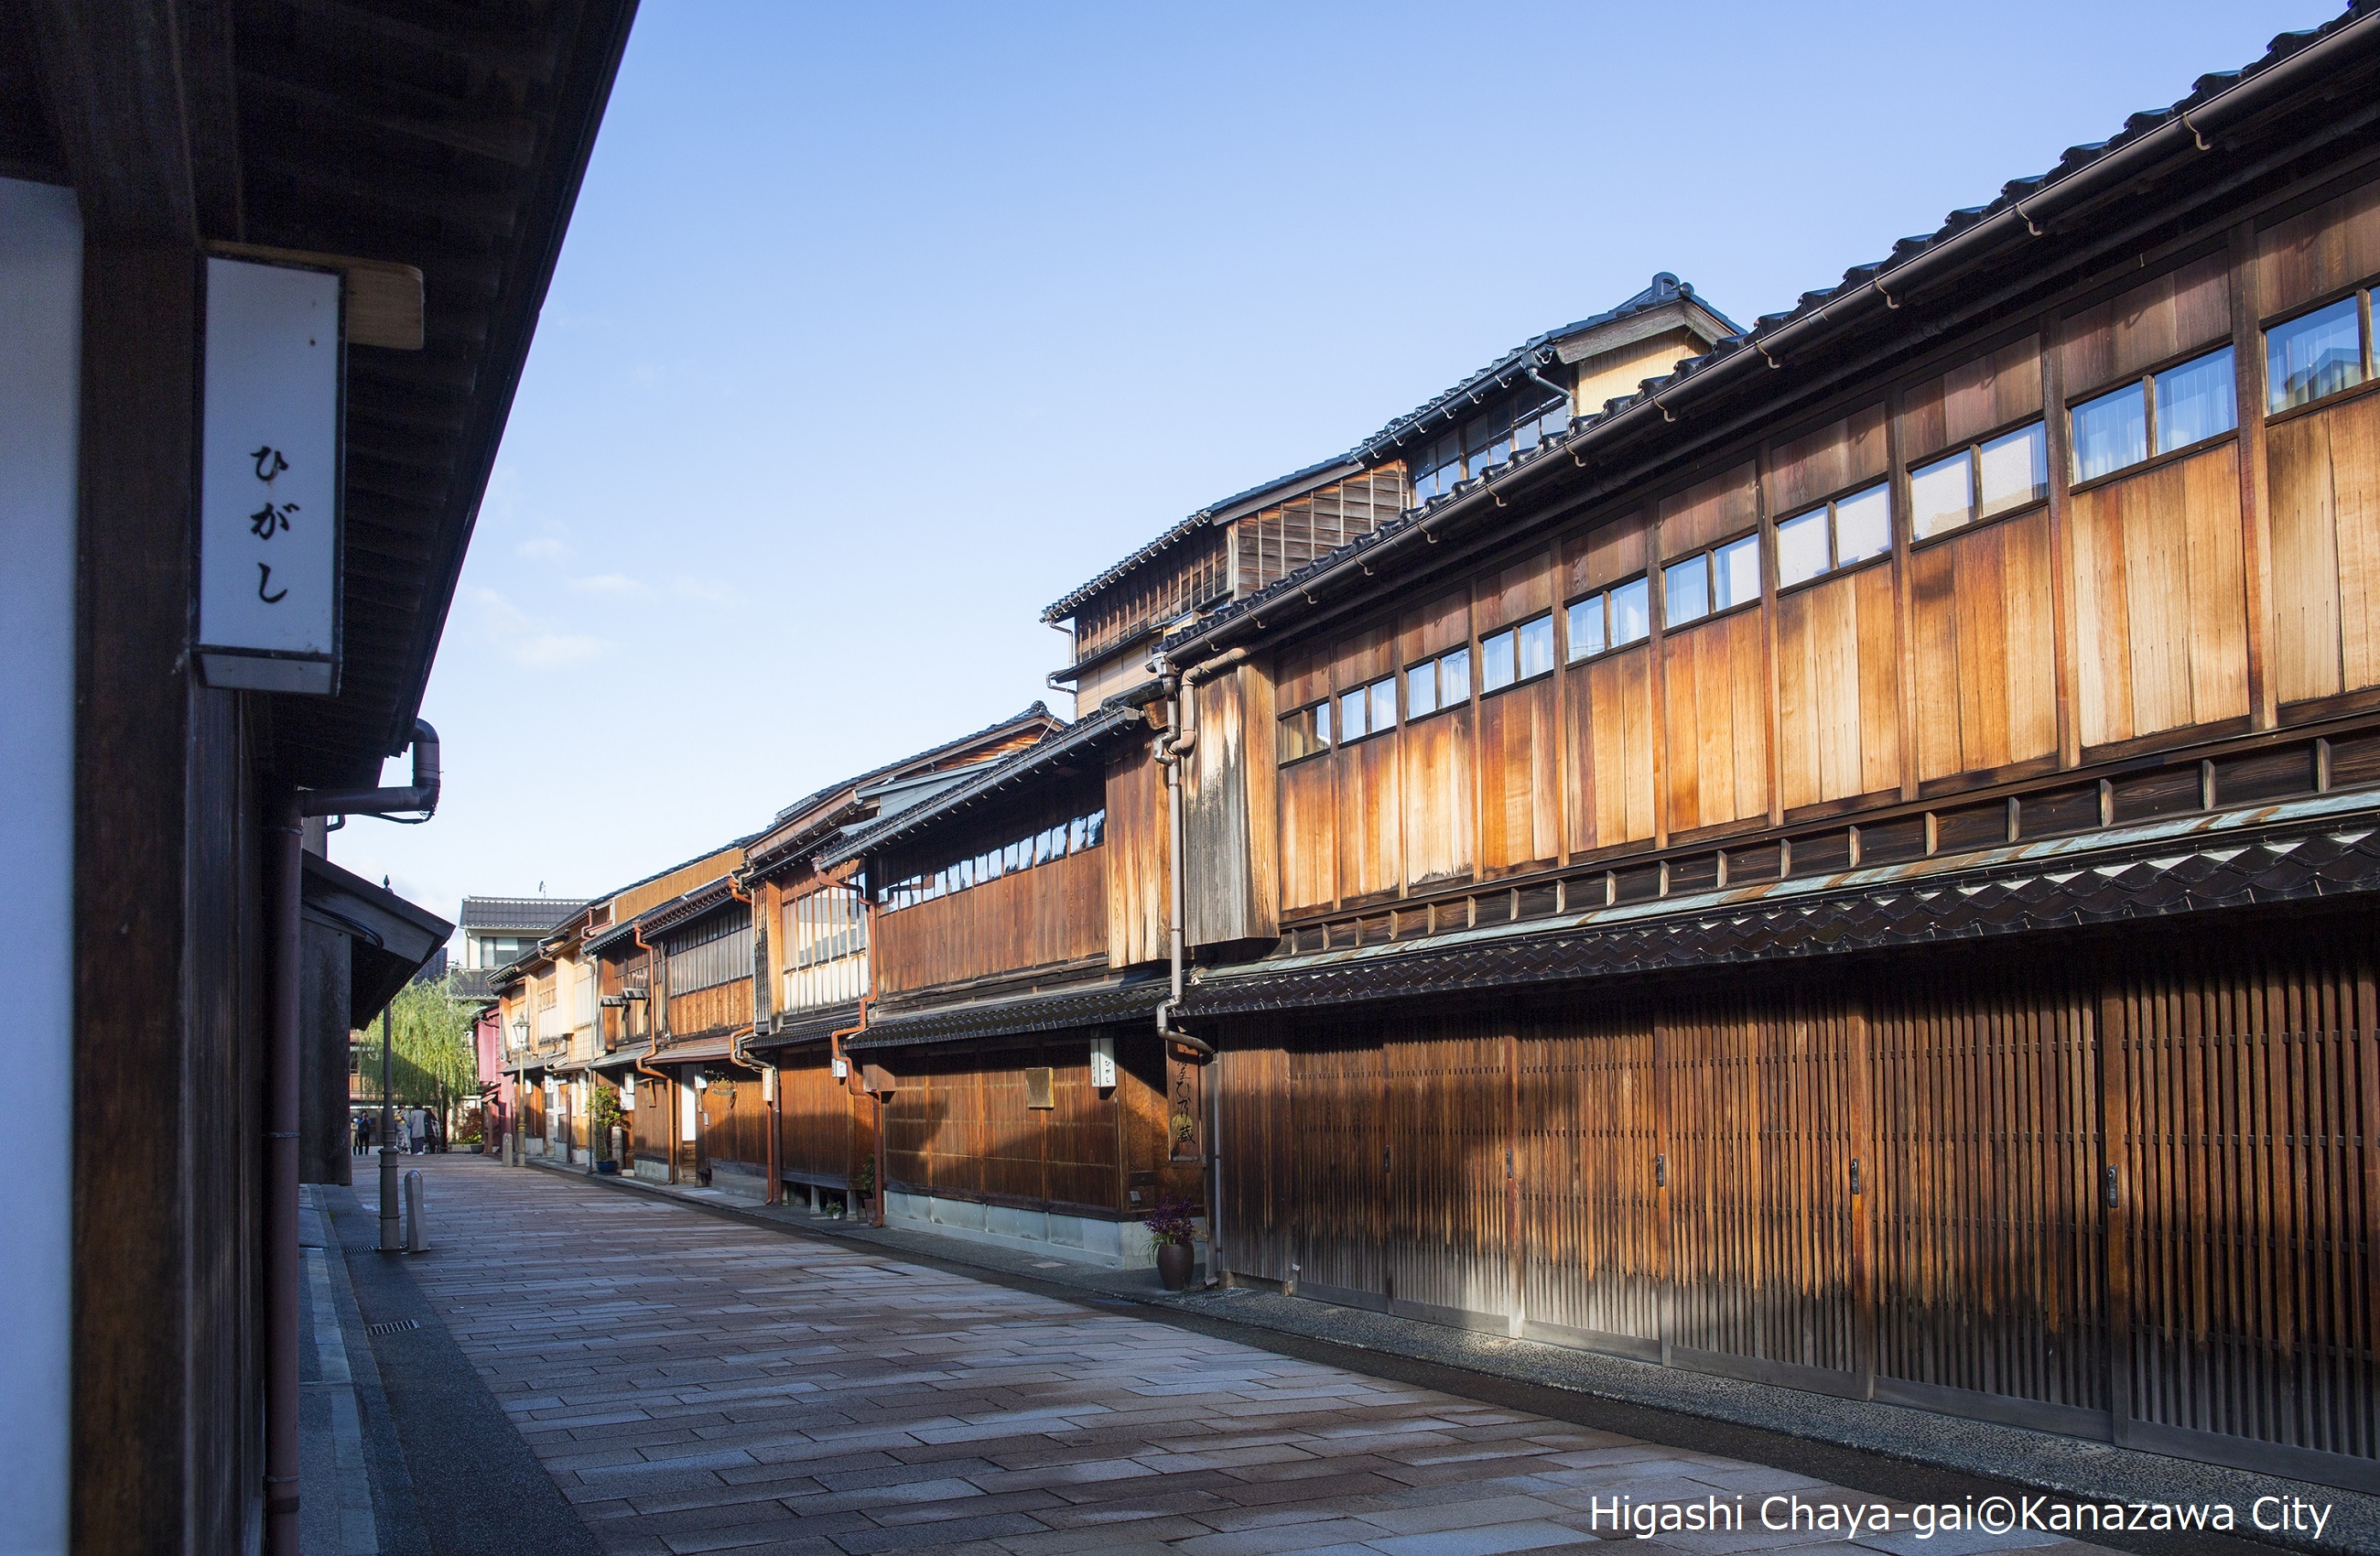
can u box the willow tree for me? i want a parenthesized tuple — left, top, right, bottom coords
(355, 975, 481, 1131)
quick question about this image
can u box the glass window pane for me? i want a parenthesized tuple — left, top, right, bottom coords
(2072, 382, 2147, 482)
(2267, 297, 2364, 413)
(1405, 663, 1437, 719)
(1713, 535, 1761, 610)
(1567, 596, 1606, 661)
(1068, 816, 1087, 851)
(1338, 688, 1368, 740)
(1609, 578, 1650, 645)
(1480, 629, 1516, 692)
(1313, 698, 1329, 745)
(1663, 556, 1709, 627)
(1909, 451, 1974, 540)
(1776, 509, 1828, 588)
(1370, 677, 1398, 731)
(1517, 614, 1554, 678)
(1834, 483, 1891, 564)
(2155, 346, 2237, 454)
(1976, 422, 2048, 521)
(1439, 646, 1470, 701)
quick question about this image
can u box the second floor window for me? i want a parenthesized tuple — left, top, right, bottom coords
(1776, 483, 1889, 589)
(1404, 645, 1470, 719)
(1479, 613, 1554, 692)
(1566, 578, 1650, 661)
(2072, 344, 2236, 483)
(664, 913, 752, 996)
(2267, 294, 2367, 414)
(1909, 423, 2047, 541)
(1337, 675, 1397, 741)
(1408, 387, 1571, 506)
(1279, 700, 1331, 762)
(876, 806, 1106, 913)
(1665, 534, 1760, 626)
(785, 886, 868, 969)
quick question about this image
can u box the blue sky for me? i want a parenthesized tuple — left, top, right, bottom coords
(342, 0, 2337, 927)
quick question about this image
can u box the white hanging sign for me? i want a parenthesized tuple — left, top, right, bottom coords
(197, 255, 342, 695)
(1088, 1034, 1117, 1090)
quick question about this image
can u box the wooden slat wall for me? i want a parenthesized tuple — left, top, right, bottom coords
(1386, 1018, 1511, 1323)
(1290, 1036, 1384, 1300)
(700, 1070, 770, 1172)
(2106, 925, 2380, 1464)
(874, 847, 1105, 994)
(778, 1053, 855, 1182)
(879, 1040, 1129, 1216)
(1211, 917, 2380, 1486)
(1868, 959, 2106, 1414)
(1518, 1002, 1665, 1354)
(521, 1080, 545, 1143)
(630, 1078, 670, 1166)
(1662, 984, 1862, 1380)
(2071, 445, 2250, 749)
(1216, 1041, 1293, 1281)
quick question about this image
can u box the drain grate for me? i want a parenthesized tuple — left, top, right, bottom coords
(364, 1318, 419, 1337)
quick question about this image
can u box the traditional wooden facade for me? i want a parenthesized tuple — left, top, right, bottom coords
(742, 706, 1063, 1207)
(808, 707, 1213, 1265)
(1120, 14, 2380, 1493)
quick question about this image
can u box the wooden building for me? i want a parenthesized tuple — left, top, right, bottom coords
(806, 704, 1214, 1266)
(0, 3, 636, 1545)
(1112, 13, 2380, 1493)
(743, 706, 1064, 1206)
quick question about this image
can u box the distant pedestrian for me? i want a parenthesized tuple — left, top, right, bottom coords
(427, 1111, 445, 1154)
(406, 1106, 427, 1155)
(352, 1116, 368, 1156)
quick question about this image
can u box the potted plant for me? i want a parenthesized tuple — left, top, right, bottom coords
(850, 1156, 874, 1217)
(1143, 1196, 1199, 1291)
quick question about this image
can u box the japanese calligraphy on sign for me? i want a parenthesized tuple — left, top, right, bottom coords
(196, 255, 342, 696)
(1168, 1045, 1203, 1162)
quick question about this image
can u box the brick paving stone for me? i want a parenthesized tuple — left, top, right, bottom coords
(399, 1159, 2104, 1556)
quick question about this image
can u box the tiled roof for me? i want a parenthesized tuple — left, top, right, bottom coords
(815, 699, 1149, 868)
(766, 703, 1059, 828)
(847, 978, 1168, 1051)
(1166, 5, 2380, 660)
(1180, 817, 2380, 1019)
(1353, 272, 1737, 459)
(457, 896, 588, 931)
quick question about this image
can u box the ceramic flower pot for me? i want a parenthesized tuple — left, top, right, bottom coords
(1155, 1240, 1194, 1291)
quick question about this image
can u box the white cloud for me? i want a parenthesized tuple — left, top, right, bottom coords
(516, 535, 573, 562)
(468, 586, 608, 669)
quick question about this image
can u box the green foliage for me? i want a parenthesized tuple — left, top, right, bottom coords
(354, 975, 480, 1112)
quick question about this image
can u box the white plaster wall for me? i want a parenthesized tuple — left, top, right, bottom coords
(0, 174, 81, 1556)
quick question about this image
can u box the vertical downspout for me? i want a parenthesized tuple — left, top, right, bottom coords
(265, 794, 304, 1556)
(827, 884, 880, 1225)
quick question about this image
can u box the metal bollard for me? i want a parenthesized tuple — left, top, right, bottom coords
(403, 1168, 427, 1253)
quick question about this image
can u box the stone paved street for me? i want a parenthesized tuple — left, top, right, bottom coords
(399, 1158, 2097, 1556)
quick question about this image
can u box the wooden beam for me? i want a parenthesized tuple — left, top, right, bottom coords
(26, 0, 210, 243)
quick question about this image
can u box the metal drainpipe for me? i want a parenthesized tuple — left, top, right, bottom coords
(826, 887, 880, 1224)
(269, 720, 440, 1556)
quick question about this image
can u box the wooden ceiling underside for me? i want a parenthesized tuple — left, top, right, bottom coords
(11, 0, 638, 787)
